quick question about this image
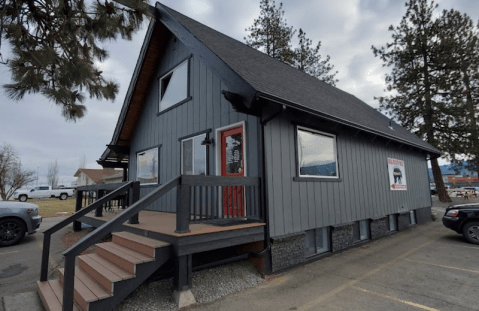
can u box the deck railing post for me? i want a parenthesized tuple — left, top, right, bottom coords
(40, 232, 51, 281)
(73, 190, 83, 232)
(95, 190, 104, 217)
(62, 254, 75, 311)
(175, 180, 191, 233)
(128, 182, 140, 224)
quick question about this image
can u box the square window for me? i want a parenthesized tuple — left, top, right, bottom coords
(159, 60, 188, 112)
(410, 211, 417, 225)
(136, 148, 158, 185)
(388, 215, 397, 231)
(304, 227, 330, 257)
(353, 220, 369, 242)
(181, 134, 206, 175)
(297, 126, 339, 178)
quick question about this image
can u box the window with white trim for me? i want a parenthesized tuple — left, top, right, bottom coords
(297, 126, 339, 178)
(136, 148, 158, 185)
(159, 60, 188, 112)
(181, 134, 206, 175)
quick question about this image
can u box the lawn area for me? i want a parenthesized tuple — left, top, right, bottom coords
(27, 197, 76, 218)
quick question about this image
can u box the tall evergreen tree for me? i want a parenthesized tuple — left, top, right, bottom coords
(436, 10, 479, 178)
(245, 0, 295, 64)
(245, 0, 339, 86)
(295, 28, 338, 86)
(0, 0, 151, 121)
(372, 0, 453, 202)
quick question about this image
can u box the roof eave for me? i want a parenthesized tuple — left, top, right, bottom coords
(256, 91, 442, 157)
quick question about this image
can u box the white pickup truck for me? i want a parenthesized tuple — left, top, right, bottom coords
(13, 186, 75, 202)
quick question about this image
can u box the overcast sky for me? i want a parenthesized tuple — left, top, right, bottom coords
(0, 0, 478, 187)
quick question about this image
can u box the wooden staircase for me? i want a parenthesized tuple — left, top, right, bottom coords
(37, 232, 170, 311)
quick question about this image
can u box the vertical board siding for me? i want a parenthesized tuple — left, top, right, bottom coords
(264, 114, 432, 237)
(128, 36, 260, 212)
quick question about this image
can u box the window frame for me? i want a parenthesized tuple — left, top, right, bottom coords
(295, 125, 340, 180)
(304, 227, 331, 257)
(158, 58, 190, 114)
(136, 146, 160, 186)
(181, 133, 207, 176)
(353, 220, 370, 242)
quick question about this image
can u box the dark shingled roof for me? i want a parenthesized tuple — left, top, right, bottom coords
(162, 4, 441, 156)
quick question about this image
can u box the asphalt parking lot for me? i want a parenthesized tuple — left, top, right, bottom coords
(1, 200, 478, 311)
(192, 205, 479, 311)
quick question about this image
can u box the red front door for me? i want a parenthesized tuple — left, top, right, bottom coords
(221, 126, 245, 217)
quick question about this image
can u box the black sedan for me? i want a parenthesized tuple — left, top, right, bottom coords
(443, 203, 479, 245)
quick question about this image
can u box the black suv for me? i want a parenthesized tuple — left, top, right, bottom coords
(442, 204, 479, 245)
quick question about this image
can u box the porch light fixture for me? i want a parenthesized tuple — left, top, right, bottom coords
(201, 138, 214, 146)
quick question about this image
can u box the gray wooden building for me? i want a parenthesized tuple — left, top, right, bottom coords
(98, 2, 441, 277)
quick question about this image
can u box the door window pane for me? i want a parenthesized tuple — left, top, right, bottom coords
(389, 215, 397, 231)
(297, 127, 338, 178)
(137, 148, 158, 184)
(225, 133, 243, 174)
(410, 211, 417, 225)
(304, 230, 316, 256)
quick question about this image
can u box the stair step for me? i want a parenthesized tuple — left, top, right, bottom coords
(112, 232, 169, 257)
(87, 253, 134, 280)
(58, 268, 111, 311)
(37, 280, 80, 311)
(96, 242, 153, 274)
(78, 254, 126, 294)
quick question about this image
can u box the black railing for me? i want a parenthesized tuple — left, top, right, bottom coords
(40, 182, 137, 282)
(41, 175, 261, 311)
(176, 175, 261, 233)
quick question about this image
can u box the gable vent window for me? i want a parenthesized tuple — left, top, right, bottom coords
(159, 60, 188, 112)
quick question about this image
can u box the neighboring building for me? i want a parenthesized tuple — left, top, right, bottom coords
(428, 163, 479, 188)
(73, 168, 123, 187)
(39, 3, 442, 310)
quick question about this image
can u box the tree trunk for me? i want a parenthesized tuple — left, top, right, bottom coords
(431, 158, 451, 202)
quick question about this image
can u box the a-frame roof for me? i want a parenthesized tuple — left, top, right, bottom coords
(100, 2, 441, 165)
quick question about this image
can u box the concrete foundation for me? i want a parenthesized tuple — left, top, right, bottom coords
(173, 289, 196, 308)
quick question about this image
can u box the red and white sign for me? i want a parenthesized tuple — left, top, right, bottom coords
(388, 158, 407, 190)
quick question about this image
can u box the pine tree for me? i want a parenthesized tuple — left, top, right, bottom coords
(245, 1, 339, 86)
(294, 28, 338, 86)
(0, 0, 151, 121)
(372, 0, 453, 202)
(436, 9, 479, 178)
(245, 0, 295, 64)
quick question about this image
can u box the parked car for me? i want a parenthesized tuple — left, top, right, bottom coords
(0, 202, 42, 246)
(442, 203, 479, 245)
(462, 186, 479, 192)
(13, 186, 75, 202)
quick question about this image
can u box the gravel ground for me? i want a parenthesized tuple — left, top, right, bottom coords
(112, 260, 265, 311)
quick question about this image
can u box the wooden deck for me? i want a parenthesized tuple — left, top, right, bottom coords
(79, 210, 266, 256)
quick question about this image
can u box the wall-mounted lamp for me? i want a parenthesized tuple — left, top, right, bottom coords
(201, 134, 214, 146)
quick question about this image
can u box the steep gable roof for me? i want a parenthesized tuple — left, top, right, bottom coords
(162, 5, 440, 156)
(100, 2, 441, 165)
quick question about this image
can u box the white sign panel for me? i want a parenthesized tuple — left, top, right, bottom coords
(388, 158, 407, 190)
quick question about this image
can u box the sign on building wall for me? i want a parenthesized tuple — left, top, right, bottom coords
(388, 158, 407, 190)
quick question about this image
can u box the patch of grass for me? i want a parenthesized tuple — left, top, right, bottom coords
(27, 197, 76, 218)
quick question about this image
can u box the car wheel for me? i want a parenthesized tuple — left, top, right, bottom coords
(19, 195, 27, 202)
(0, 218, 26, 247)
(60, 193, 67, 200)
(462, 221, 479, 245)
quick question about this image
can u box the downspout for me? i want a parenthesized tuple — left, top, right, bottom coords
(250, 103, 285, 273)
